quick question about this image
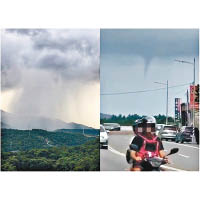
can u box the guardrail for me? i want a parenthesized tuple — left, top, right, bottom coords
(120, 126, 133, 131)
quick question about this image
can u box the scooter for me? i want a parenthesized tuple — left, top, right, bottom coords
(127, 144, 179, 171)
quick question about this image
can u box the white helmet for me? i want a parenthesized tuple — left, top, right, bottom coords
(144, 116, 156, 124)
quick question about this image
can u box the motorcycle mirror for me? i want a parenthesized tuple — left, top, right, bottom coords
(129, 144, 139, 151)
(167, 148, 179, 156)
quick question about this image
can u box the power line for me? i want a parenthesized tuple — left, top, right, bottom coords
(173, 88, 188, 96)
(101, 82, 192, 96)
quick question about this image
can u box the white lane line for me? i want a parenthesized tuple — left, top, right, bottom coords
(108, 145, 125, 157)
(178, 154, 190, 158)
(160, 165, 186, 171)
(163, 141, 199, 150)
(108, 145, 187, 171)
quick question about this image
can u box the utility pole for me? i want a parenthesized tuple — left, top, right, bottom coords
(174, 58, 196, 127)
(166, 80, 168, 125)
(186, 89, 189, 126)
(154, 80, 169, 125)
(193, 58, 195, 127)
(174, 58, 196, 143)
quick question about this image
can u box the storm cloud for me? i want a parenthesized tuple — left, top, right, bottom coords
(1, 29, 100, 127)
(2, 29, 100, 91)
(101, 29, 199, 76)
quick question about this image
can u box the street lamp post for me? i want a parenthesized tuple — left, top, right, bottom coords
(167, 80, 168, 124)
(174, 58, 195, 127)
(154, 80, 169, 125)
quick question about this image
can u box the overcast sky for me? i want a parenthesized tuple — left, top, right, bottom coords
(100, 29, 199, 117)
(1, 29, 100, 128)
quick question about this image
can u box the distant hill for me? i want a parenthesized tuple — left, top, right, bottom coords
(1, 110, 93, 131)
(56, 128, 99, 136)
(58, 122, 94, 129)
(100, 113, 112, 119)
(1, 122, 11, 129)
(1, 128, 97, 152)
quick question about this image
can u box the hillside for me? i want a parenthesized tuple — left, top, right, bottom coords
(1, 122, 11, 129)
(1, 139, 100, 171)
(1, 128, 99, 152)
(100, 113, 112, 119)
(1, 110, 93, 131)
(56, 128, 99, 136)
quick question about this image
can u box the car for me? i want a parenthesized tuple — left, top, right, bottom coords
(158, 125, 178, 141)
(103, 123, 120, 131)
(100, 124, 109, 149)
(155, 124, 165, 136)
(175, 126, 193, 143)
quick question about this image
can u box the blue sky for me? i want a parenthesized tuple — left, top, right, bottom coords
(100, 29, 199, 117)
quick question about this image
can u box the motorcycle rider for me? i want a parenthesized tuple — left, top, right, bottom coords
(130, 116, 168, 171)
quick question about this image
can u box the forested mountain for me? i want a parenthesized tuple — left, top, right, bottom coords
(1, 139, 100, 171)
(56, 128, 99, 135)
(1, 128, 100, 171)
(1, 128, 99, 152)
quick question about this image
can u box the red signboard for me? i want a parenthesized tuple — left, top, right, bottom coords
(190, 85, 199, 110)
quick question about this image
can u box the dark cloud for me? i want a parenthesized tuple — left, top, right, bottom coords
(6, 29, 47, 36)
(1, 69, 21, 91)
(1, 29, 100, 91)
(33, 32, 96, 55)
(101, 29, 199, 57)
(101, 29, 199, 76)
(37, 53, 69, 70)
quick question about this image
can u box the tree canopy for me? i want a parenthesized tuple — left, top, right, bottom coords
(1, 139, 100, 171)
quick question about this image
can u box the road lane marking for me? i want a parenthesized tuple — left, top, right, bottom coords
(108, 145, 186, 171)
(160, 165, 186, 171)
(108, 145, 187, 171)
(163, 141, 199, 150)
(108, 145, 125, 157)
(178, 154, 190, 158)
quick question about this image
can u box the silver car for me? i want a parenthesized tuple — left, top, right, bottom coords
(155, 124, 165, 136)
(158, 125, 178, 141)
(100, 125, 109, 149)
(103, 123, 120, 131)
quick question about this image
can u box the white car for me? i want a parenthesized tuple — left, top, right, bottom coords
(100, 125, 109, 149)
(103, 123, 120, 131)
(155, 124, 165, 136)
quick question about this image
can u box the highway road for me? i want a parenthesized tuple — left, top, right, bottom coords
(100, 131, 199, 171)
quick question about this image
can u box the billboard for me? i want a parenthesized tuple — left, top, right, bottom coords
(190, 85, 199, 110)
(175, 98, 181, 120)
(181, 103, 187, 126)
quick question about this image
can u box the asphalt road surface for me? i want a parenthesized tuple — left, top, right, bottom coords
(100, 131, 199, 171)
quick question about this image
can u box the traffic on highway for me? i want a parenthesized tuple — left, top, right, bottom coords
(100, 127, 199, 171)
(100, 29, 199, 172)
